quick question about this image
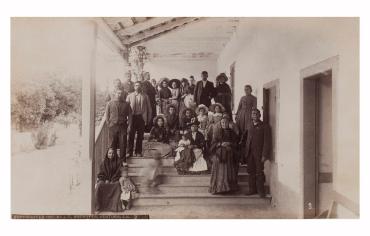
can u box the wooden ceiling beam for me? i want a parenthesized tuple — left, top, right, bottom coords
(123, 17, 201, 46)
(116, 17, 174, 36)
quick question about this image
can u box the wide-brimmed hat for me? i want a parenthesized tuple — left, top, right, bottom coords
(209, 103, 225, 113)
(159, 77, 170, 88)
(216, 73, 228, 82)
(153, 114, 167, 127)
(169, 79, 181, 89)
(195, 104, 209, 115)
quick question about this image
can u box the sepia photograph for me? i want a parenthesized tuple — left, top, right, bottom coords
(10, 16, 359, 219)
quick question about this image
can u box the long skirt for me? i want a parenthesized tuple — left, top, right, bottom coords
(95, 182, 123, 212)
(174, 148, 208, 174)
(209, 148, 238, 194)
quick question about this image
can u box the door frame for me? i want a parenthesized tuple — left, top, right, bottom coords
(263, 79, 280, 163)
(300, 55, 339, 218)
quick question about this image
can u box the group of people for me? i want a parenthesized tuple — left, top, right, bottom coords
(95, 69, 271, 212)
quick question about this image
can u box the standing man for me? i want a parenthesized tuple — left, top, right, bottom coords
(189, 75, 196, 95)
(242, 108, 271, 198)
(141, 72, 157, 131)
(105, 89, 132, 165)
(126, 82, 152, 157)
(194, 71, 215, 107)
(122, 71, 134, 94)
(106, 78, 127, 102)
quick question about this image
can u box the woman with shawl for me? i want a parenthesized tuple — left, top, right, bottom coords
(209, 117, 239, 194)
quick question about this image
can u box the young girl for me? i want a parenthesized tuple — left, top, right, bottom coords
(149, 115, 169, 143)
(119, 167, 137, 210)
(195, 104, 209, 135)
(174, 133, 191, 162)
(207, 103, 225, 144)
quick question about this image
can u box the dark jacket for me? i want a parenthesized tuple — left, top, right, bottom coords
(194, 80, 215, 107)
(185, 131, 205, 150)
(242, 120, 271, 159)
(105, 100, 131, 128)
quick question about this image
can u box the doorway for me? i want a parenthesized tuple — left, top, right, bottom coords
(303, 70, 333, 218)
(263, 80, 279, 190)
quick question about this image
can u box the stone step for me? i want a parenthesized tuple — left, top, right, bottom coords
(127, 158, 174, 166)
(133, 192, 271, 206)
(137, 182, 251, 194)
(128, 164, 248, 174)
(129, 173, 250, 185)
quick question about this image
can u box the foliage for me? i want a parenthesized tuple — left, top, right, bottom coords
(11, 72, 82, 132)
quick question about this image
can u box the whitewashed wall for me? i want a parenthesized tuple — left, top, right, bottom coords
(217, 18, 359, 218)
(145, 58, 218, 83)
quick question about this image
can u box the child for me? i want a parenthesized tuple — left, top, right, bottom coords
(174, 133, 191, 162)
(195, 104, 209, 135)
(119, 167, 137, 210)
(207, 103, 225, 144)
(141, 150, 163, 193)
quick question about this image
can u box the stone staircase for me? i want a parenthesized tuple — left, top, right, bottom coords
(127, 151, 271, 208)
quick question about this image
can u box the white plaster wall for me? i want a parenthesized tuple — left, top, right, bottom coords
(217, 18, 359, 218)
(144, 58, 218, 83)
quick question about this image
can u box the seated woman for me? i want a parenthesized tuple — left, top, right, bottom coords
(209, 117, 239, 194)
(95, 147, 123, 212)
(174, 121, 208, 174)
(149, 115, 169, 143)
(180, 107, 196, 132)
(165, 104, 180, 141)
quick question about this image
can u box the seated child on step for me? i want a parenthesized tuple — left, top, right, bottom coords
(119, 167, 137, 210)
(174, 133, 191, 162)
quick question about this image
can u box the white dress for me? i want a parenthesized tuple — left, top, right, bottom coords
(174, 139, 191, 162)
(189, 148, 208, 172)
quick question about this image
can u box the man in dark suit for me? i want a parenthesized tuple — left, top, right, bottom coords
(194, 71, 215, 107)
(241, 108, 271, 197)
(189, 75, 196, 95)
(141, 72, 157, 131)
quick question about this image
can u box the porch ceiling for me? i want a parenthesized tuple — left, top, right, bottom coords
(103, 17, 240, 61)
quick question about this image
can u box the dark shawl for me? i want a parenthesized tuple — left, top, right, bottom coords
(97, 151, 122, 182)
(149, 126, 169, 143)
(159, 87, 171, 99)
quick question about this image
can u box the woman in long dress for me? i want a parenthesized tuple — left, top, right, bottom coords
(209, 117, 239, 194)
(158, 78, 171, 114)
(214, 73, 233, 120)
(179, 78, 191, 117)
(169, 79, 181, 111)
(235, 85, 257, 135)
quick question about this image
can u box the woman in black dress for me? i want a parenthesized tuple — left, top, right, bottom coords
(214, 73, 233, 120)
(95, 148, 123, 211)
(209, 117, 238, 194)
(148, 115, 169, 143)
(158, 78, 171, 114)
